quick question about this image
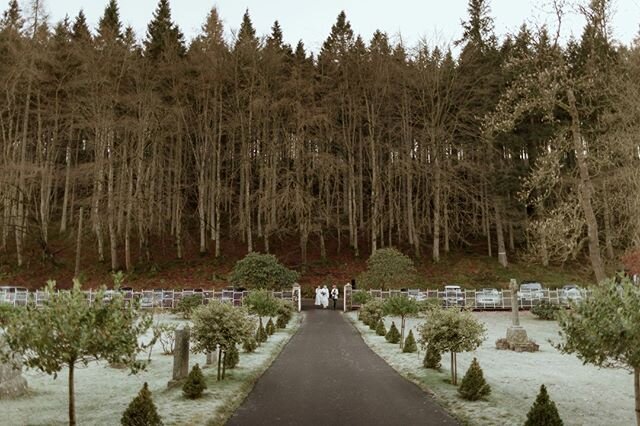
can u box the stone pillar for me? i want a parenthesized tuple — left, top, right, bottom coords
(0, 340, 28, 399)
(168, 326, 189, 387)
(505, 278, 529, 346)
(510, 278, 520, 327)
(343, 283, 352, 312)
(292, 283, 301, 312)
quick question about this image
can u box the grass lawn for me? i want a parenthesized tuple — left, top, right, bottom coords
(0, 313, 302, 426)
(347, 311, 634, 426)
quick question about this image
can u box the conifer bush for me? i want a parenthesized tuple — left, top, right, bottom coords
(386, 321, 401, 344)
(402, 329, 417, 353)
(524, 385, 563, 426)
(256, 318, 268, 344)
(243, 337, 257, 353)
(423, 344, 441, 369)
(182, 364, 207, 399)
(457, 358, 491, 400)
(266, 318, 276, 335)
(121, 383, 163, 426)
(375, 319, 387, 336)
(276, 315, 287, 329)
(224, 344, 239, 369)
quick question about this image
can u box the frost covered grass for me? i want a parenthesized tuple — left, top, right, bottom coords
(0, 312, 301, 426)
(347, 311, 634, 426)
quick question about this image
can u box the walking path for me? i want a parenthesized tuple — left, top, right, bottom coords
(227, 308, 458, 426)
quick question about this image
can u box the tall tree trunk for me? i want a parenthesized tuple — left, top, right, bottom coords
(567, 88, 606, 283)
(68, 363, 76, 426)
(60, 144, 72, 233)
(433, 158, 441, 262)
(74, 208, 83, 279)
(494, 196, 508, 267)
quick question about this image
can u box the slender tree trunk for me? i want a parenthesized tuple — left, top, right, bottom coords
(68, 363, 76, 426)
(634, 367, 640, 426)
(433, 158, 441, 262)
(566, 88, 606, 283)
(494, 197, 508, 267)
(60, 144, 72, 233)
(74, 208, 83, 279)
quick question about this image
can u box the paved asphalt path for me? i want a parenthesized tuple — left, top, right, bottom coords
(227, 307, 458, 426)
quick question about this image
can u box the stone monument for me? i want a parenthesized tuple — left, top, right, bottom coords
(0, 339, 28, 399)
(167, 326, 190, 388)
(496, 279, 539, 352)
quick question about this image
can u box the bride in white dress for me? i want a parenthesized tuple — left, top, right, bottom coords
(320, 285, 329, 308)
(314, 285, 322, 307)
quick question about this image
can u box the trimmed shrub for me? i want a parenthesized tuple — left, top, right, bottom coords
(243, 337, 258, 353)
(121, 383, 163, 426)
(423, 345, 441, 369)
(375, 319, 387, 336)
(265, 318, 276, 335)
(182, 364, 207, 399)
(224, 345, 239, 369)
(458, 358, 491, 401)
(230, 253, 298, 290)
(359, 299, 385, 330)
(276, 315, 287, 329)
(386, 322, 401, 344)
(531, 300, 561, 320)
(256, 318, 268, 344)
(173, 294, 203, 319)
(403, 330, 417, 353)
(524, 385, 563, 426)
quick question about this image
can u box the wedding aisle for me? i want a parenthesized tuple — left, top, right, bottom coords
(227, 309, 457, 425)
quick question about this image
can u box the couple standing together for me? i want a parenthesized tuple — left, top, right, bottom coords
(315, 285, 339, 309)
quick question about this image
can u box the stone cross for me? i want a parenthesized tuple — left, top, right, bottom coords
(510, 278, 520, 327)
(168, 326, 190, 387)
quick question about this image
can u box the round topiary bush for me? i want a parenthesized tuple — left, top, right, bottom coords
(423, 344, 441, 369)
(458, 358, 491, 401)
(121, 383, 163, 426)
(375, 319, 387, 336)
(524, 384, 563, 426)
(386, 322, 401, 344)
(224, 344, 239, 369)
(358, 248, 418, 290)
(182, 364, 207, 399)
(531, 300, 561, 320)
(360, 299, 385, 330)
(230, 253, 298, 290)
(265, 318, 276, 335)
(243, 337, 258, 353)
(403, 330, 417, 353)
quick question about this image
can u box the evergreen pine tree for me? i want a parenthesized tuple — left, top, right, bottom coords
(182, 364, 207, 399)
(375, 319, 387, 336)
(224, 344, 239, 369)
(71, 11, 91, 44)
(97, 0, 122, 43)
(458, 358, 491, 400)
(266, 318, 276, 335)
(402, 329, 417, 353)
(524, 385, 564, 426)
(423, 345, 442, 369)
(144, 0, 185, 60)
(1, 0, 22, 32)
(121, 383, 163, 426)
(385, 322, 401, 344)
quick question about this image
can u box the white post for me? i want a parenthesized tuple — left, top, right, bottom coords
(292, 283, 301, 312)
(343, 283, 352, 312)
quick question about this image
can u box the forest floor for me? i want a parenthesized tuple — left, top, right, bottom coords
(0, 312, 302, 426)
(348, 311, 635, 426)
(0, 234, 597, 291)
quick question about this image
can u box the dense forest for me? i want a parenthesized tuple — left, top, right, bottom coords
(1, 0, 639, 283)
